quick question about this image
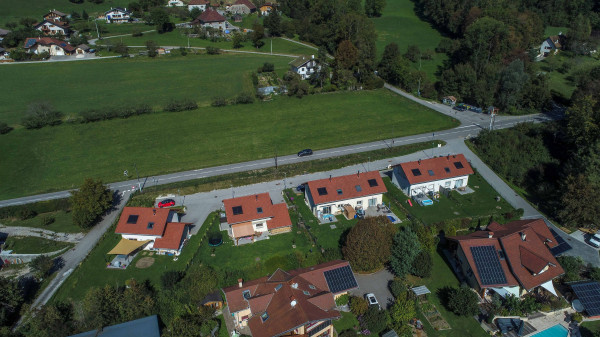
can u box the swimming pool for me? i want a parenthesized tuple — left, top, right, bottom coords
(531, 324, 568, 337)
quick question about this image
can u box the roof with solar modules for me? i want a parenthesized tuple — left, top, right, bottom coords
(571, 281, 600, 318)
(449, 218, 564, 292)
(222, 260, 358, 337)
(23, 37, 74, 52)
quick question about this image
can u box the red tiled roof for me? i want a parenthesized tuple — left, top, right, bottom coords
(234, 0, 256, 10)
(189, 0, 210, 4)
(449, 219, 564, 291)
(153, 222, 188, 250)
(223, 193, 291, 231)
(197, 8, 225, 23)
(24, 37, 75, 52)
(398, 154, 474, 185)
(115, 207, 170, 236)
(306, 171, 387, 205)
(222, 260, 354, 336)
(454, 237, 519, 288)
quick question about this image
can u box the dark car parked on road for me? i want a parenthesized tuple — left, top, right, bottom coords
(297, 149, 313, 157)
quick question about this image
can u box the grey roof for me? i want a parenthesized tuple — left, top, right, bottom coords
(77, 44, 90, 50)
(69, 315, 160, 337)
(289, 55, 312, 68)
(381, 330, 399, 337)
(201, 290, 223, 305)
(0, 28, 10, 36)
(411, 285, 431, 296)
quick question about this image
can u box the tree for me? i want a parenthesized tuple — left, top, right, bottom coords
(189, 7, 201, 20)
(283, 71, 310, 98)
(389, 296, 416, 335)
(180, 265, 219, 304)
(149, 7, 173, 33)
(30, 255, 54, 279)
(82, 10, 89, 20)
(411, 250, 433, 278)
(263, 9, 282, 36)
(558, 174, 600, 229)
(360, 305, 387, 334)
(146, 40, 158, 57)
(378, 43, 410, 87)
(335, 40, 358, 70)
(364, 0, 386, 17)
(567, 14, 592, 54)
(389, 227, 421, 277)
(114, 41, 129, 57)
(497, 59, 529, 110)
(232, 32, 243, 49)
(161, 270, 183, 290)
(566, 96, 599, 148)
(251, 22, 265, 48)
(70, 178, 113, 229)
(21, 101, 63, 129)
(349, 295, 368, 316)
(23, 302, 76, 337)
(0, 277, 22, 327)
(404, 44, 420, 62)
(447, 286, 479, 316)
(342, 216, 396, 272)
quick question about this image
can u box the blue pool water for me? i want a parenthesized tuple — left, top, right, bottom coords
(532, 324, 568, 337)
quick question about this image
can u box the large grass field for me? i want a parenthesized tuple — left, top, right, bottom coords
(371, 0, 447, 81)
(0, 54, 292, 125)
(0, 0, 129, 26)
(0, 88, 457, 199)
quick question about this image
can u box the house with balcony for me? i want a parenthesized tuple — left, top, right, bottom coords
(188, 0, 210, 11)
(34, 20, 70, 36)
(24, 37, 75, 56)
(448, 219, 564, 299)
(222, 193, 292, 245)
(289, 55, 320, 80)
(391, 154, 474, 197)
(43, 9, 68, 23)
(222, 260, 359, 337)
(105, 7, 132, 23)
(192, 8, 228, 30)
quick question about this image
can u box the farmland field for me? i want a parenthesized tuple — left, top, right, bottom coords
(0, 54, 292, 124)
(0, 88, 458, 199)
(371, 0, 447, 81)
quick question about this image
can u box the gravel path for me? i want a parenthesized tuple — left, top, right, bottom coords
(0, 225, 84, 243)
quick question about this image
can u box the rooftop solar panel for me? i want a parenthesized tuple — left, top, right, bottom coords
(368, 179, 378, 187)
(454, 161, 464, 169)
(232, 206, 243, 215)
(317, 187, 328, 196)
(411, 169, 422, 176)
(549, 228, 572, 256)
(572, 281, 600, 317)
(470, 245, 507, 286)
(324, 265, 358, 294)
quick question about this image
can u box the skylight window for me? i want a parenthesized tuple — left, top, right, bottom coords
(261, 312, 269, 322)
(303, 290, 310, 295)
(232, 206, 243, 215)
(444, 167, 451, 173)
(309, 285, 316, 289)
(355, 185, 362, 192)
(147, 222, 154, 230)
(317, 187, 328, 196)
(428, 170, 435, 176)
(257, 207, 263, 214)
(411, 169, 422, 176)
(367, 179, 378, 187)
(242, 290, 251, 299)
(127, 215, 139, 224)
(337, 189, 343, 195)
(275, 283, 282, 291)
(454, 161, 464, 169)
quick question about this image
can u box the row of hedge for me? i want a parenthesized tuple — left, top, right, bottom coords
(0, 198, 71, 220)
(211, 92, 254, 107)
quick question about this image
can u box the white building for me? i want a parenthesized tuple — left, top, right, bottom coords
(304, 171, 387, 218)
(289, 55, 320, 80)
(539, 34, 563, 57)
(34, 20, 70, 36)
(105, 7, 132, 23)
(188, 0, 209, 11)
(391, 154, 474, 197)
(167, 0, 185, 6)
(23, 37, 75, 56)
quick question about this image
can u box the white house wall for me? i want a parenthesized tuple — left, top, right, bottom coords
(121, 234, 160, 250)
(308, 194, 384, 216)
(392, 167, 469, 197)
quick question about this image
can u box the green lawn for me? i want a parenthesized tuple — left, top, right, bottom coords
(333, 312, 359, 333)
(409, 252, 487, 337)
(0, 0, 130, 26)
(0, 89, 457, 200)
(0, 211, 81, 234)
(2, 236, 72, 254)
(98, 29, 318, 55)
(371, 0, 448, 80)
(544, 26, 568, 37)
(0, 54, 291, 125)
(98, 22, 154, 37)
(581, 320, 600, 337)
(540, 53, 600, 100)
(382, 173, 516, 225)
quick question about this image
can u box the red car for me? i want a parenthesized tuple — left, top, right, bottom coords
(157, 199, 175, 208)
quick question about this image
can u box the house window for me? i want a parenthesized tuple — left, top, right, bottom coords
(444, 167, 451, 173)
(303, 290, 310, 295)
(455, 179, 464, 188)
(428, 170, 435, 176)
(444, 181, 451, 188)
(411, 169, 422, 176)
(368, 179, 378, 187)
(337, 189, 343, 195)
(261, 312, 269, 322)
(317, 187, 328, 196)
(453, 161, 464, 169)
(242, 290, 251, 299)
(357, 200, 362, 205)
(257, 207, 263, 214)
(355, 185, 362, 192)
(127, 215, 139, 224)
(255, 223, 264, 228)
(147, 222, 154, 230)
(368, 198, 377, 207)
(322, 206, 331, 214)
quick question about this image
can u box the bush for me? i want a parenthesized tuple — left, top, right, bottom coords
(80, 104, 153, 123)
(22, 101, 63, 129)
(161, 270, 183, 290)
(335, 294, 349, 306)
(572, 312, 583, 323)
(350, 295, 368, 316)
(0, 199, 70, 219)
(558, 256, 584, 282)
(447, 286, 479, 316)
(163, 99, 198, 112)
(132, 29, 143, 37)
(211, 96, 227, 107)
(361, 305, 388, 335)
(18, 208, 37, 220)
(40, 215, 56, 226)
(0, 122, 13, 134)
(234, 92, 254, 104)
(411, 251, 433, 278)
(261, 62, 275, 72)
(388, 279, 407, 299)
(205, 46, 220, 55)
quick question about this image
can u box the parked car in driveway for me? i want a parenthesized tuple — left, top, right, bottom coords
(365, 293, 380, 309)
(296, 184, 305, 192)
(297, 149, 313, 157)
(589, 231, 600, 248)
(157, 199, 175, 208)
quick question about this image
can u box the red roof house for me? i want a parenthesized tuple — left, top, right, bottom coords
(23, 37, 75, 55)
(448, 218, 564, 298)
(304, 171, 387, 218)
(392, 154, 474, 197)
(113, 207, 191, 255)
(223, 192, 292, 244)
(222, 260, 358, 337)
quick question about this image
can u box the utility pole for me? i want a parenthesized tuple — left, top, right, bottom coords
(284, 172, 287, 190)
(431, 133, 435, 158)
(275, 147, 278, 169)
(270, 39, 272, 55)
(94, 19, 100, 40)
(417, 54, 422, 96)
(133, 163, 141, 192)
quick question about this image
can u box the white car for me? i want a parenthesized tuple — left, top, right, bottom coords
(589, 232, 600, 248)
(365, 293, 380, 309)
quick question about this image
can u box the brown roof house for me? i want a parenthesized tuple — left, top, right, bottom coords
(391, 154, 474, 197)
(304, 171, 387, 220)
(222, 192, 292, 245)
(539, 33, 565, 57)
(192, 8, 228, 30)
(448, 219, 564, 299)
(222, 260, 358, 337)
(34, 19, 70, 36)
(24, 37, 75, 56)
(43, 9, 67, 22)
(111, 207, 192, 256)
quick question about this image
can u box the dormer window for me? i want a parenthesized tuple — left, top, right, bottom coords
(257, 207, 263, 214)
(147, 222, 154, 229)
(261, 312, 269, 322)
(242, 290, 251, 299)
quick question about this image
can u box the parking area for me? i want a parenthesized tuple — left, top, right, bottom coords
(570, 230, 600, 251)
(350, 269, 395, 310)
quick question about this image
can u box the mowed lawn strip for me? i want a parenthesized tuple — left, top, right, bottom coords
(2, 236, 73, 254)
(371, 0, 447, 80)
(0, 89, 458, 199)
(0, 210, 82, 234)
(0, 54, 291, 124)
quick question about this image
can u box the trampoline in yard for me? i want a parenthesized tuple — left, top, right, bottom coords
(208, 232, 223, 247)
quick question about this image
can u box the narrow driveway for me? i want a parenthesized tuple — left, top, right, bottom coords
(351, 269, 395, 309)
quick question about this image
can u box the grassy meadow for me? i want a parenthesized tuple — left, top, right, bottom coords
(371, 0, 447, 81)
(0, 88, 458, 199)
(3, 236, 72, 254)
(0, 54, 292, 124)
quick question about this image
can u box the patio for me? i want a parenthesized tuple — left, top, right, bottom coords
(235, 231, 270, 246)
(364, 205, 402, 224)
(317, 213, 338, 224)
(107, 253, 137, 269)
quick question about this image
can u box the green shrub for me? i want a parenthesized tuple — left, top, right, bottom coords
(234, 93, 254, 104)
(211, 96, 227, 107)
(164, 99, 198, 112)
(18, 208, 37, 220)
(572, 312, 583, 323)
(447, 286, 479, 316)
(335, 294, 349, 306)
(40, 215, 56, 226)
(0, 122, 13, 134)
(22, 102, 63, 129)
(205, 46, 220, 55)
(388, 279, 407, 299)
(411, 250, 433, 278)
(349, 295, 368, 316)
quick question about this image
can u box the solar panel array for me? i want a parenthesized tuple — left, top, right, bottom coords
(549, 228, 572, 256)
(324, 265, 358, 294)
(571, 282, 600, 317)
(470, 245, 508, 286)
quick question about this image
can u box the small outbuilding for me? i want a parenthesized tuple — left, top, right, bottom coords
(442, 96, 456, 106)
(201, 290, 224, 310)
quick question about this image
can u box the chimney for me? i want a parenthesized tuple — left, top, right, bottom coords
(447, 154, 450, 160)
(520, 232, 526, 241)
(290, 296, 297, 307)
(329, 175, 331, 181)
(488, 231, 493, 239)
(357, 170, 360, 177)
(418, 159, 421, 165)
(238, 278, 243, 288)
(153, 209, 156, 215)
(255, 194, 258, 201)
